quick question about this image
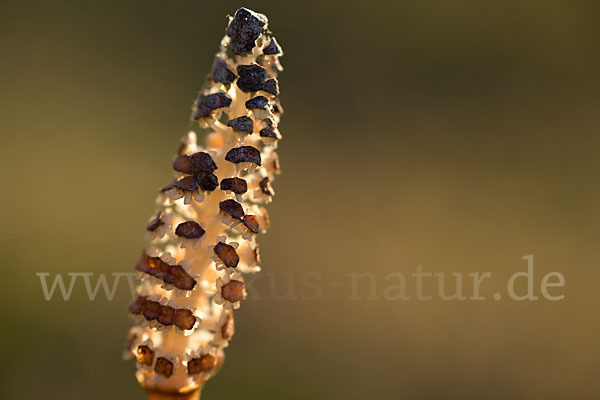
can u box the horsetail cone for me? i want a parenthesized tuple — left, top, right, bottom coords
(124, 8, 284, 397)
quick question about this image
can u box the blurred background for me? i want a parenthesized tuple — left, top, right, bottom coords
(1, 0, 599, 399)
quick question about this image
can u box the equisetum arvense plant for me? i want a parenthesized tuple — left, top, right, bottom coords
(124, 8, 283, 399)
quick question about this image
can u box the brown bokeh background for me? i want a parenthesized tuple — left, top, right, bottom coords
(1, 1, 599, 399)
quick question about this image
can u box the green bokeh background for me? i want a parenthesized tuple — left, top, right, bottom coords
(1, 1, 599, 399)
